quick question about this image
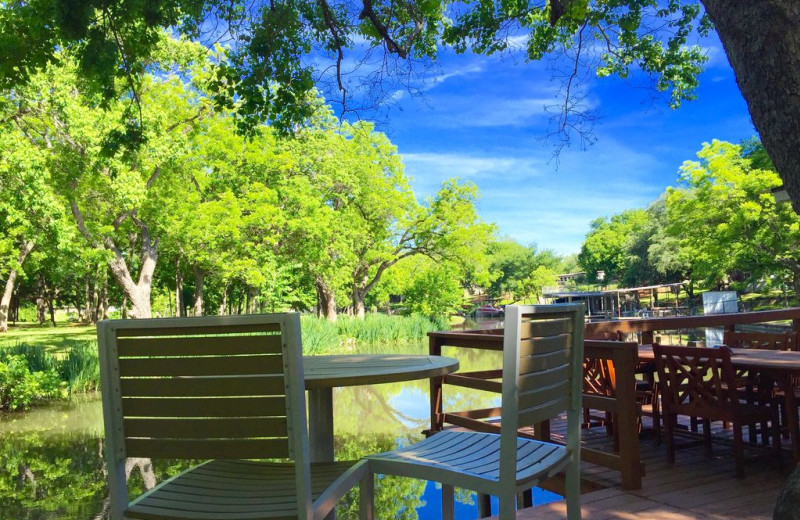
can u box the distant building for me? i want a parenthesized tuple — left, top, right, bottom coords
(543, 282, 685, 320)
(556, 272, 585, 286)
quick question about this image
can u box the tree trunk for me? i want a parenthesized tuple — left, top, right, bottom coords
(248, 287, 258, 314)
(84, 275, 92, 324)
(100, 273, 109, 320)
(0, 240, 35, 333)
(36, 296, 46, 324)
(192, 266, 204, 316)
(315, 277, 337, 322)
(175, 266, 184, 318)
(353, 291, 366, 319)
(48, 298, 55, 326)
(219, 286, 228, 315)
(701, 1, 800, 213)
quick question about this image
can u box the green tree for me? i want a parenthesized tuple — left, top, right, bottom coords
(404, 261, 465, 319)
(0, 131, 69, 331)
(578, 209, 649, 284)
(2, 39, 216, 318)
(665, 139, 800, 298)
(7, 1, 800, 217)
(486, 240, 560, 302)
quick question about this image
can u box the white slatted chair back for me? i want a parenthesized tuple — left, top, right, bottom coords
(98, 313, 313, 519)
(499, 304, 584, 487)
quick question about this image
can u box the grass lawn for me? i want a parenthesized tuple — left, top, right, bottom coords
(0, 322, 97, 352)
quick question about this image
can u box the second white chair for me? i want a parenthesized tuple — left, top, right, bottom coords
(364, 304, 584, 520)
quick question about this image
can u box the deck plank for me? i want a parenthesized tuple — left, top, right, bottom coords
(489, 414, 788, 519)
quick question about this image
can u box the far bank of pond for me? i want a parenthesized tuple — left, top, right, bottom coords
(0, 324, 561, 519)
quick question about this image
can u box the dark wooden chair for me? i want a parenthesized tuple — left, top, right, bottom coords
(723, 330, 797, 439)
(583, 331, 659, 440)
(653, 344, 781, 478)
(723, 330, 796, 351)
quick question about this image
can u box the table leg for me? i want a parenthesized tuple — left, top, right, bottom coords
(781, 375, 800, 464)
(308, 388, 336, 520)
(308, 387, 335, 463)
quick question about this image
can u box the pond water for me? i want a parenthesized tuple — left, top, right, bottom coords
(0, 334, 561, 519)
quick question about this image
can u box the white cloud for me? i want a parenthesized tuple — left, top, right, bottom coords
(400, 138, 665, 255)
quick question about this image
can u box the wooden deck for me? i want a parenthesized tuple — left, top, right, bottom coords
(498, 418, 790, 519)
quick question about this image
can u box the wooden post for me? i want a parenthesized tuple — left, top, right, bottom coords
(428, 335, 444, 435)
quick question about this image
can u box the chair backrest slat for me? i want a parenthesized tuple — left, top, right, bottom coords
(120, 374, 286, 397)
(117, 334, 283, 356)
(118, 353, 284, 377)
(99, 314, 302, 463)
(499, 304, 584, 485)
(124, 438, 291, 459)
(123, 417, 288, 438)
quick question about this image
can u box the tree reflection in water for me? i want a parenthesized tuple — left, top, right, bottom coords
(0, 343, 542, 519)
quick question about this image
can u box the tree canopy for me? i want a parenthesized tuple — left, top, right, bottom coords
(4, 1, 799, 215)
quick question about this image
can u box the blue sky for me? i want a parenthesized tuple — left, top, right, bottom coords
(362, 34, 755, 256)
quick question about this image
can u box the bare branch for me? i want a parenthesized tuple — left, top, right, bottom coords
(318, 0, 347, 110)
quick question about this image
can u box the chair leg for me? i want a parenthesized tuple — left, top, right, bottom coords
(477, 493, 491, 518)
(359, 472, 374, 520)
(703, 418, 712, 458)
(664, 412, 675, 464)
(652, 384, 661, 444)
(732, 421, 745, 479)
(497, 491, 517, 520)
(442, 484, 455, 520)
(565, 454, 582, 520)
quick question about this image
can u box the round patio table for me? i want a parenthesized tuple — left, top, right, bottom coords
(303, 354, 459, 463)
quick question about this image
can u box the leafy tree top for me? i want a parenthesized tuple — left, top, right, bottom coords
(0, 1, 710, 136)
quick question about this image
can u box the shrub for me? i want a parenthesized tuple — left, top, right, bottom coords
(0, 355, 63, 411)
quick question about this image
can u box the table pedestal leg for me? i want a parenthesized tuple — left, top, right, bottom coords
(308, 388, 336, 520)
(309, 387, 335, 463)
(782, 376, 800, 464)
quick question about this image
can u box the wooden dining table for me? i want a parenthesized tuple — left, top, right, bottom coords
(303, 354, 460, 463)
(639, 344, 800, 462)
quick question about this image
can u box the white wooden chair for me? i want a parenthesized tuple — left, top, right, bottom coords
(364, 304, 584, 520)
(98, 313, 370, 520)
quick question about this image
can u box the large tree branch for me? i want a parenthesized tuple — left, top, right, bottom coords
(359, 0, 408, 58)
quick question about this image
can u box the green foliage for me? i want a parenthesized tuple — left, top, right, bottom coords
(0, 433, 108, 518)
(0, 355, 63, 411)
(0, 341, 99, 409)
(578, 209, 649, 284)
(404, 266, 466, 318)
(300, 314, 447, 354)
(0, 1, 710, 138)
(666, 139, 800, 293)
(486, 239, 560, 301)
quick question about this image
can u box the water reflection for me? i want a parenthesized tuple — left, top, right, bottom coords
(0, 338, 560, 519)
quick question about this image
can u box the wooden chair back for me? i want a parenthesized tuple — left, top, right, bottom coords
(723, 330, 796, 351)
(98, 313, 312, 516)
(653, 344, 740, 421)
(500, 304, 584, 484)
